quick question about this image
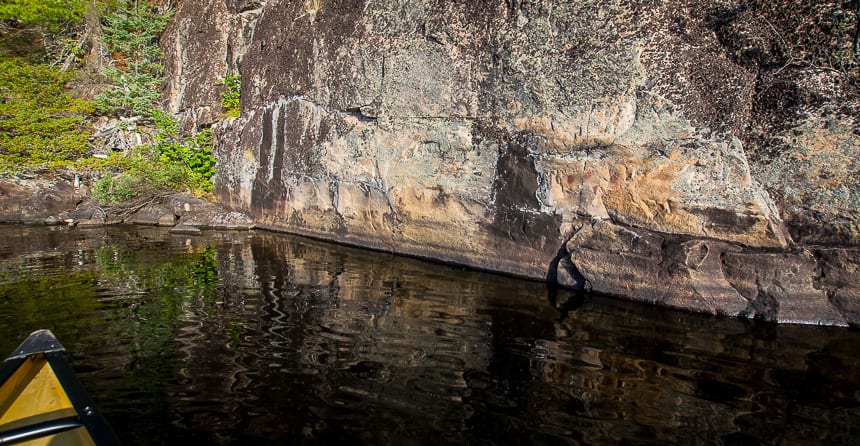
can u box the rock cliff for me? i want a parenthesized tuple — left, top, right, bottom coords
(161, 0, 860, 325)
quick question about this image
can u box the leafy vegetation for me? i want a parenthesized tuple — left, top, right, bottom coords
(220, 75, 241, 118)
(0, 0, 87, 30)
(152, 111, 215, 193)
(92, 112, 215, 204)
(88, 1, 217, 203)
(92, 170, 137, 203)
(0, 0, 218, 202)
(0, 58, 93, 172)
(0, 0, 96, 173)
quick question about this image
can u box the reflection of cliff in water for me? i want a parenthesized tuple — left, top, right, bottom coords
(166, 231, 859, 445)
(484, 300, 859, 445)
(171, 232, 529, 443)
(0, 225, 857, 444)
(249, 233, 489, 440)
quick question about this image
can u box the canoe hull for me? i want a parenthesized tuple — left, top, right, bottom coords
(0, 330, 119, 445)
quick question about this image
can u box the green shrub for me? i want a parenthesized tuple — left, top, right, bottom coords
(91, 143, 189, 204)
(91, 111, 216, 204)
(219, 75, 241, 118)
(93, 172, 137, 204)
(152, 110, 216, 192)
(1, 0, 218, 204)
(0, 0, 86, 30)
(0, 58, 93, 173)
(96, 69, 164, 117)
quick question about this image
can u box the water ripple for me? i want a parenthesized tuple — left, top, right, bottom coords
(0, 225, 856, 445)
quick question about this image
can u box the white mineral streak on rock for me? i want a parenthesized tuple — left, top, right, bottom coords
(160, 0, 860, 324)
(267, 100, 280, 181)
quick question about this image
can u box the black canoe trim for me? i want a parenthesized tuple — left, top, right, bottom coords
(0, 417, 83, 444)
(0, 330, 121, 446)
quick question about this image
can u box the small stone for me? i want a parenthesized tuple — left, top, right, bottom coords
(170, 224, 202, 235)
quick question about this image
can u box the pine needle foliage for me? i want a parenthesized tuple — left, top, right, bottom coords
(95, 0, 172, 117)
(0, 0, 87, 30)
(0, 58, 93, 172)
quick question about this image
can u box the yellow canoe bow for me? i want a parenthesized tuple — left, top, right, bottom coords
(0, 330, 120, 445)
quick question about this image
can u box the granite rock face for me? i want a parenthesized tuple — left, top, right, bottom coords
(162, 0, 859, 324)
(0, 177, 253, 230)
(559, 219, 858, 325)
(0, 178, 84, 224)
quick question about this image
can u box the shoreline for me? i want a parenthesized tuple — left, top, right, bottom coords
(1, 176, 857, 328)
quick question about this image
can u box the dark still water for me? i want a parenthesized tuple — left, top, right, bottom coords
(0, 225, 857, 445)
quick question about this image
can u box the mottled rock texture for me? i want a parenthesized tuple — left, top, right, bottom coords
(560, 219, 857, 325)
(0, 178, 84, 224)
(162, 0, 860, 325)
(0, 177, 252, 230)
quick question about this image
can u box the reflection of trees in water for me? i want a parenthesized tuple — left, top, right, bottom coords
(0, 225, 235, 445)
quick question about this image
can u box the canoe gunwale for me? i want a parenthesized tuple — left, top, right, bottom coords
(0, 416, 83, 444)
